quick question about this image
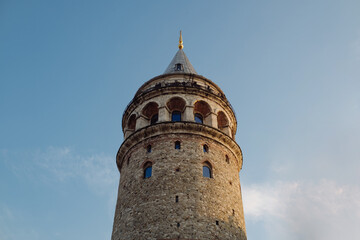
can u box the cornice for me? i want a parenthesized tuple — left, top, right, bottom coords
(116, 122, 243, 173)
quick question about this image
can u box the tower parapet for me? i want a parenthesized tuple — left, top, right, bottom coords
(112, 34, 247, 240)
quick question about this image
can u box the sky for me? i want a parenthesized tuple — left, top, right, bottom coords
(0, 0, 360, 239)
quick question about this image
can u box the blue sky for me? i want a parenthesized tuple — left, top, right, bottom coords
(1, 1, 360, 239)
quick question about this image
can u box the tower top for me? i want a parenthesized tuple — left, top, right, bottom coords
(178, 30, 183, 49)
(164, 31, 197, 74)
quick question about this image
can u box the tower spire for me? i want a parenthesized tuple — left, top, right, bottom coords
(178, 30, 183, 49)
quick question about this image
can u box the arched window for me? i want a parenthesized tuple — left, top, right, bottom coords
(217, 111, 229, 129)
(203, 161, 212, 178)
(142, 102, 159, 125)
(172, 111, 181, 122)
(167, 97, 186, 122)
(150, 114, 158, 125)
(203, 144, 209, 153)
(175, 141, 181, 149)
(193, 100, 211, 125)
(194, 113, 203, 123)
(144, 162, 152, 179)
(147, 145, 152, 153)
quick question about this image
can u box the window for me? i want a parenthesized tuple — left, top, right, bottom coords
(172, 111, 181, 122)
(141, 102, 159, 125)
(150, 114, 158, 125)
(225, 155, 229, 164)
(203, 144, 209, 153)
(176, 196, 179, 203)
(147, 145, 152, 153)
(202, 161, 212, 178)
(175, 141, 181, 149)
(175, 63, 182, 71)
(194, 113, 203, 123)
(203, 166, 212, 178)
(216, 221, 219, 225)
(144, 163, 152, 179)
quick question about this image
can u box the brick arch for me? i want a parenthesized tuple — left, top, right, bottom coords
(193, 100, 211, 117)
(166, 97, 186, 112)
(127, 114, 136, 130)
(202, 160, 213, 169)
(142, 102, 159, 119)
(141, 159, 154, 168)
(217, 111, 229, 129)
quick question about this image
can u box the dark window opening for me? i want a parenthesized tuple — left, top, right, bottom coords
(216, 221, 219, 225)
(172, 111, 181, 122)
(144, 166, 152, 179)
(150, 114, 158, 125)
(232, 209, 235, 215)
(175, 168, 180, 172)
(176, 196, 179, 203)
(194, 113, 203, 123)
(175, 63, 182, 71)
(226, 155, 230, 164)
(203, 166, 212, 178)
(175, 141, 181, 149)
(229, 181, 232, 185)
(127, 157, 130, 165)
(147, 145, 152, 153)
(203, 144, 209, 153)
(177, 222, 180, 227)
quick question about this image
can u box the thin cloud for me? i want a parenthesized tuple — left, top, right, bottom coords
(243, 179, 360, 240)
(34, 146, 118, 195)
(0, 204, 40, 240)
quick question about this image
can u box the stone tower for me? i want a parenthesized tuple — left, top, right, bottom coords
(112, 33, 247, 240)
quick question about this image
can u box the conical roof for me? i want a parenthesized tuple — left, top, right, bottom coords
(164, 49, 197, 74)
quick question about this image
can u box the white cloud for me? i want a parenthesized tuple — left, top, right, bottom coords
(243, 179, 360, 240)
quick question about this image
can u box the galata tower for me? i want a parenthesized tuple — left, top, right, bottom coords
(111, 32, 247, 240)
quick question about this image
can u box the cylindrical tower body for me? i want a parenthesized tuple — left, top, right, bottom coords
(112, 47, 247, 240)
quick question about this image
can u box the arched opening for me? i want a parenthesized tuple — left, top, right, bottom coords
(194, 100, 211, 125)
(167, 97, 186, 122)
(142, 102, 159, 125)
(202, 161, 212, 178)
(127, 114, 136, 130)
(217, 111, 229, 129)
(143, 162, 152, 179)
(217, 111, 231, 136)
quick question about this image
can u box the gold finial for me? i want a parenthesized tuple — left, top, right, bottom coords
(178, 30, 183, 49)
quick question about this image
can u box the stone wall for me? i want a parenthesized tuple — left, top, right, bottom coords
(111, 126, 247, 240)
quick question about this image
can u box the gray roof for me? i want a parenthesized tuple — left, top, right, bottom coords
(164, 49, 197, 74)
